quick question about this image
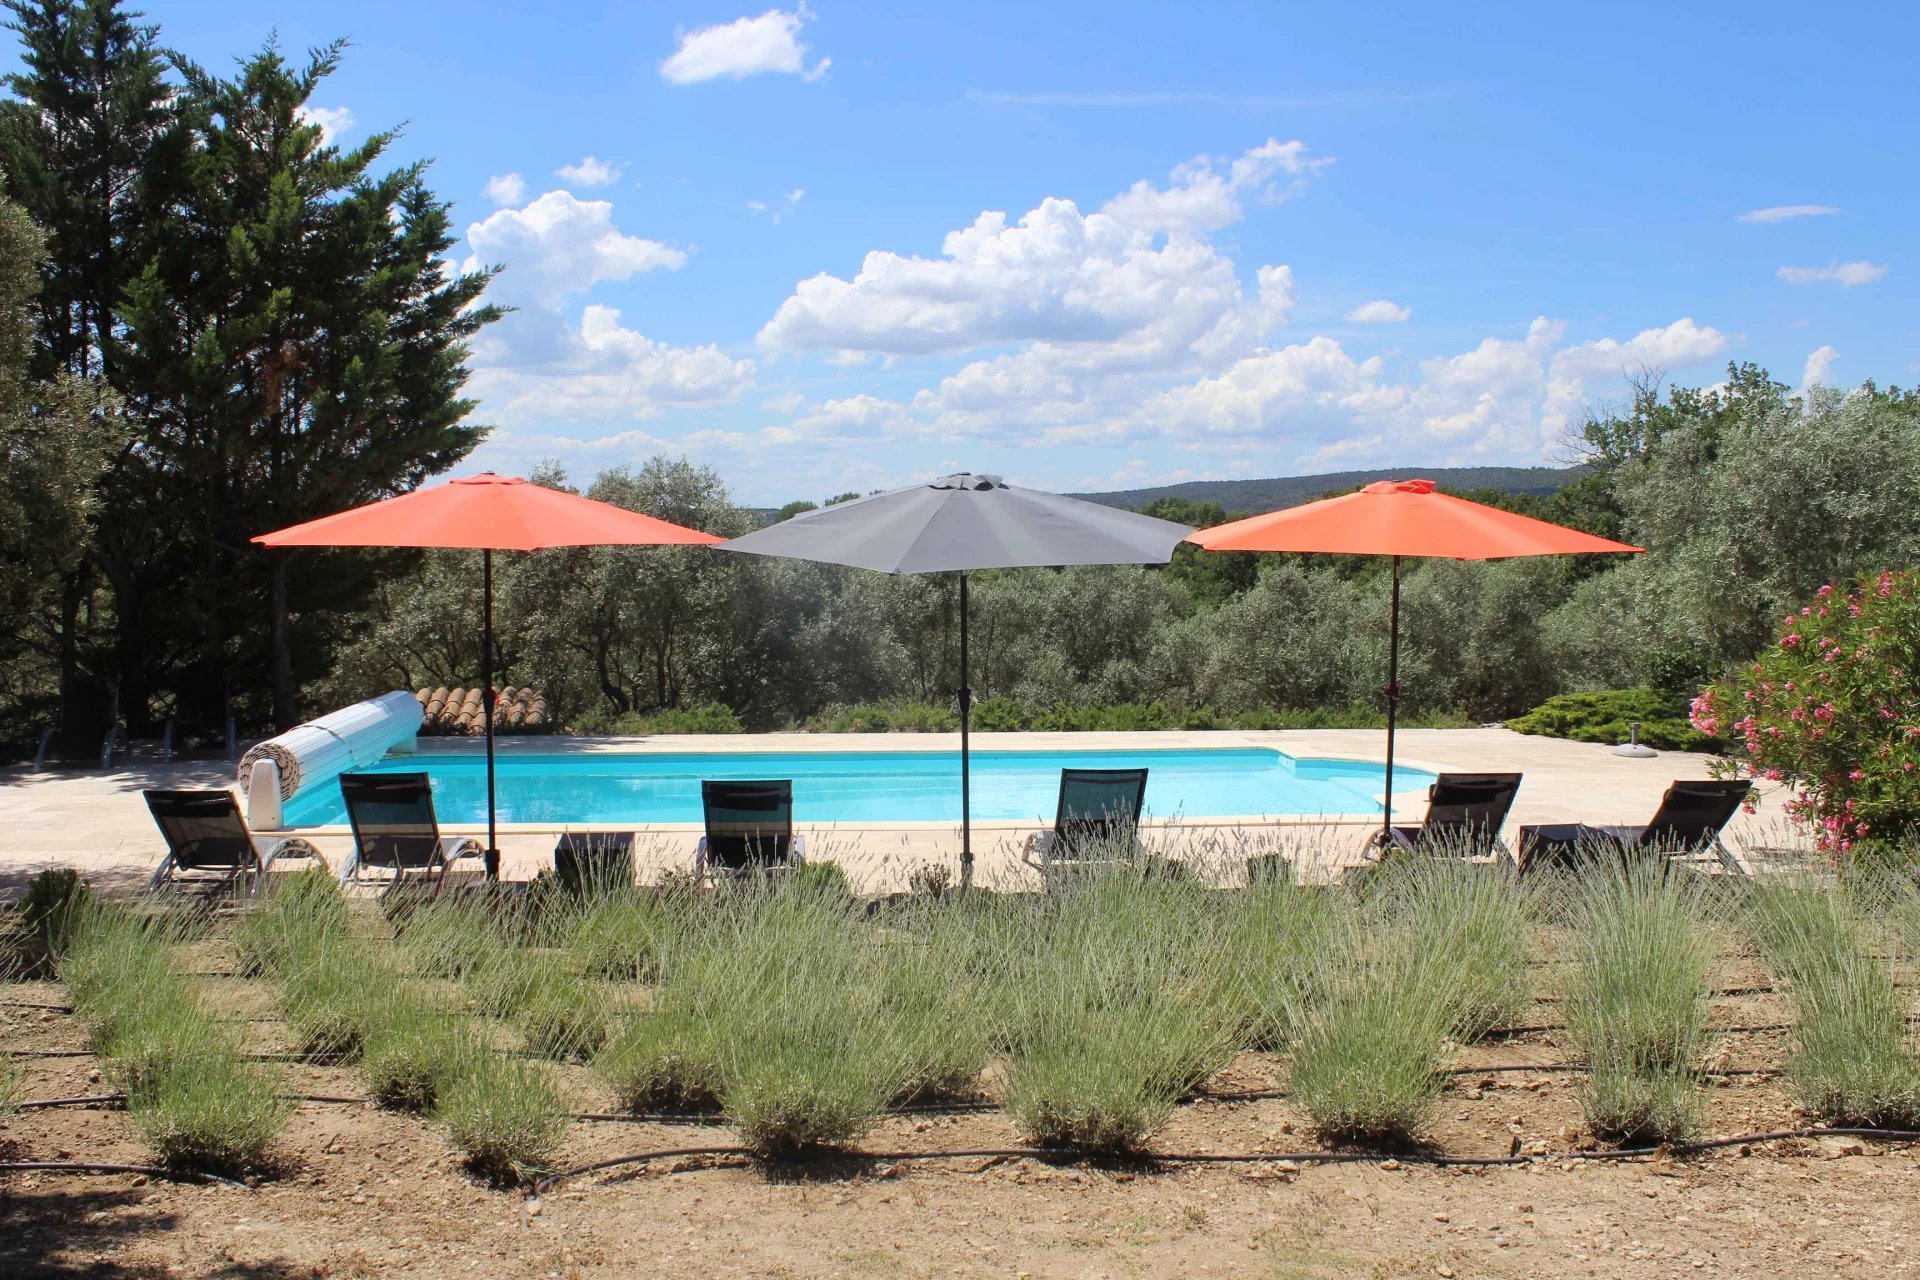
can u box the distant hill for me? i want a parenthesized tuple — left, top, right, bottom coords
(1076, 465, 1586, 514)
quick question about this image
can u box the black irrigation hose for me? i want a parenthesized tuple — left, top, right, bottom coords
(0, 1160, 248, 1188)
(528, 1127, 1920, 1195)
(13, 1093, 122, 1111)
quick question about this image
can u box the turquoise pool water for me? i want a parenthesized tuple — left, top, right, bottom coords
(279, 747, 1429, 828)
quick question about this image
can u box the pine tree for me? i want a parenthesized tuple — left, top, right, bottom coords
(115, 39, 500, 726)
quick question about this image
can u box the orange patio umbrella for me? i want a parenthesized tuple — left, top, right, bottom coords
(255, 473, 723, 874)
(1187, 479, 1642, 844)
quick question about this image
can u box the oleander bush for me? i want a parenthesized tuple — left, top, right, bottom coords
(1700, 568, 1920, 861)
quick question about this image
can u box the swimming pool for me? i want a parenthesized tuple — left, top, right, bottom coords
(278, 747, 1429, 828)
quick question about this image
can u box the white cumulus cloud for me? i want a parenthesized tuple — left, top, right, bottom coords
(1803, 344, 1839, 387)
(1345, 299, 1410, 323)
(485, 173, 528, 207)
(462, 190, 686, 309)
(297, 104, 353, 145)
(1778, 260, 1888, 287)
(468, 305, 755, 426)
(1739, 204, 1840, 223)
(556, 155, 621, 187)
(758, 139, 1321, 367)
(659, 4, 829, 84)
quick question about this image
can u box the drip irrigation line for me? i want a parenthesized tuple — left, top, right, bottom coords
(0, 1000, 73, 1012)
(0, 1160, 248, 1188)
(528, 1126, 1920, 1195)
(14, 1093, 122, 1111)
(3, 1048, 91, 1058)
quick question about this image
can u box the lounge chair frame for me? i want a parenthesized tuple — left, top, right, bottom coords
(1376, 771, 1523, 864)
(336, 771, 484, 896)
(694, 779, 805, 880)
(144, 788, 320, 898)
(1518, 780, 1753, 877)
(1022, 767, 1151, 884)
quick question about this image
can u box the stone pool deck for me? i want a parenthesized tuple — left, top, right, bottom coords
(0, 727, 1808, 898)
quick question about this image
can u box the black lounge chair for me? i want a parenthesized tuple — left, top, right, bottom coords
(1518, 779, 1754, 877)
(1376, 772, 1523, 861)
(694, 780, 804, 878)
(554, 831, 636, 894)
(144, 788, 321, 897)
(336, 772, 485, 895)
(1022, 767, 1150, 882)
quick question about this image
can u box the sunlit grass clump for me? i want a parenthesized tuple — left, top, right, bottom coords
(1750, 877, 1920, 1128)
(1561, 860, 1711, 1143)
(595, 1009, 722, 1114)
(60, 902, 287, 1173)
(437, 1056, 568, 1185)
(361, 1002, 483, 1112)
(1000, 862, 1240, 1153)
(675, 877, 918, 1156)
(1286, 931, 1457, 1145)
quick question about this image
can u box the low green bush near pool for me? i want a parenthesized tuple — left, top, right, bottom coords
(1505, 687, 1720, 751)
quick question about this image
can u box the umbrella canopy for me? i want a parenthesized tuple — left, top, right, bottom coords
(1186, 477, 1640, 560)
(256, 473, 723, 873)
(1187, 479, 1642, 844)
(254, 472, 721, 551)
(727, 473, 1196, 573)
(722, 473, 1194, 882)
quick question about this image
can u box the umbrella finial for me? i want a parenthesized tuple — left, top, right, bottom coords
(932, 473, 1005, 492)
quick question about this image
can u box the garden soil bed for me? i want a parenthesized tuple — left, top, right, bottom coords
(6, 975, 1915, 1280)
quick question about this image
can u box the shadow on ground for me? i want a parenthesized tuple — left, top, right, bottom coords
(0, 1181, 322, 1280)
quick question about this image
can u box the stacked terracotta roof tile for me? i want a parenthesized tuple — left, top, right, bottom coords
(414, 687, 549, 735)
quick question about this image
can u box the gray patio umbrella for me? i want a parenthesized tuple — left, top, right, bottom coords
(720, 473, 1194, 886)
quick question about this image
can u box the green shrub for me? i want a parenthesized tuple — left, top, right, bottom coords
(130, 1051, 290, 1175)
(1506, 688, 1718, 752)
(637, 703, 743, 734)
(997, 867, 1239, 1152)
(1287, 935, 1457, 1145)
(790, 860, 853, 902)
(438, 1057, 567, 1185)
(594, 1010, 722, 1113)
(1749, 879, 1920, 1127)
(360, 1003, 482, 1112)
(396, 893, 499, 979)
(19, 868, 89, 950)
(1562, 861, 1710, 1143)
(1231, 705, 1475, 731)
(1365, 856, 1532, 1040)
(567, 894, 667, 981)
(968, 697, 1029, 731)
(1702, 570, 1920, 859)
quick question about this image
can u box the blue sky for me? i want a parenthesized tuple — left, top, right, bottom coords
(160, 1, 1917, 504)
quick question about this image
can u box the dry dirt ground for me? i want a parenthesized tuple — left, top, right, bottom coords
(6, 962, 1919, 1280)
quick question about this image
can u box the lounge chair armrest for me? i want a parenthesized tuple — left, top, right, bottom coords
(439, 837, 485, 866)
(336, 849, 361, 887)
(256, 835, 322, 878)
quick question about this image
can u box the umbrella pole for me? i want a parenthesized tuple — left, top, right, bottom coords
(1382, 554, 1401, 848)
(957, 570, 973, 890)
(482, 548, 499, 880)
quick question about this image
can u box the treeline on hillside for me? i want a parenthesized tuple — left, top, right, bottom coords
(317, 366, 1920, 733)
(0, 1, 496, 757)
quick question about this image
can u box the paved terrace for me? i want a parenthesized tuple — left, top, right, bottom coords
(0, 727, 1810, 899)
